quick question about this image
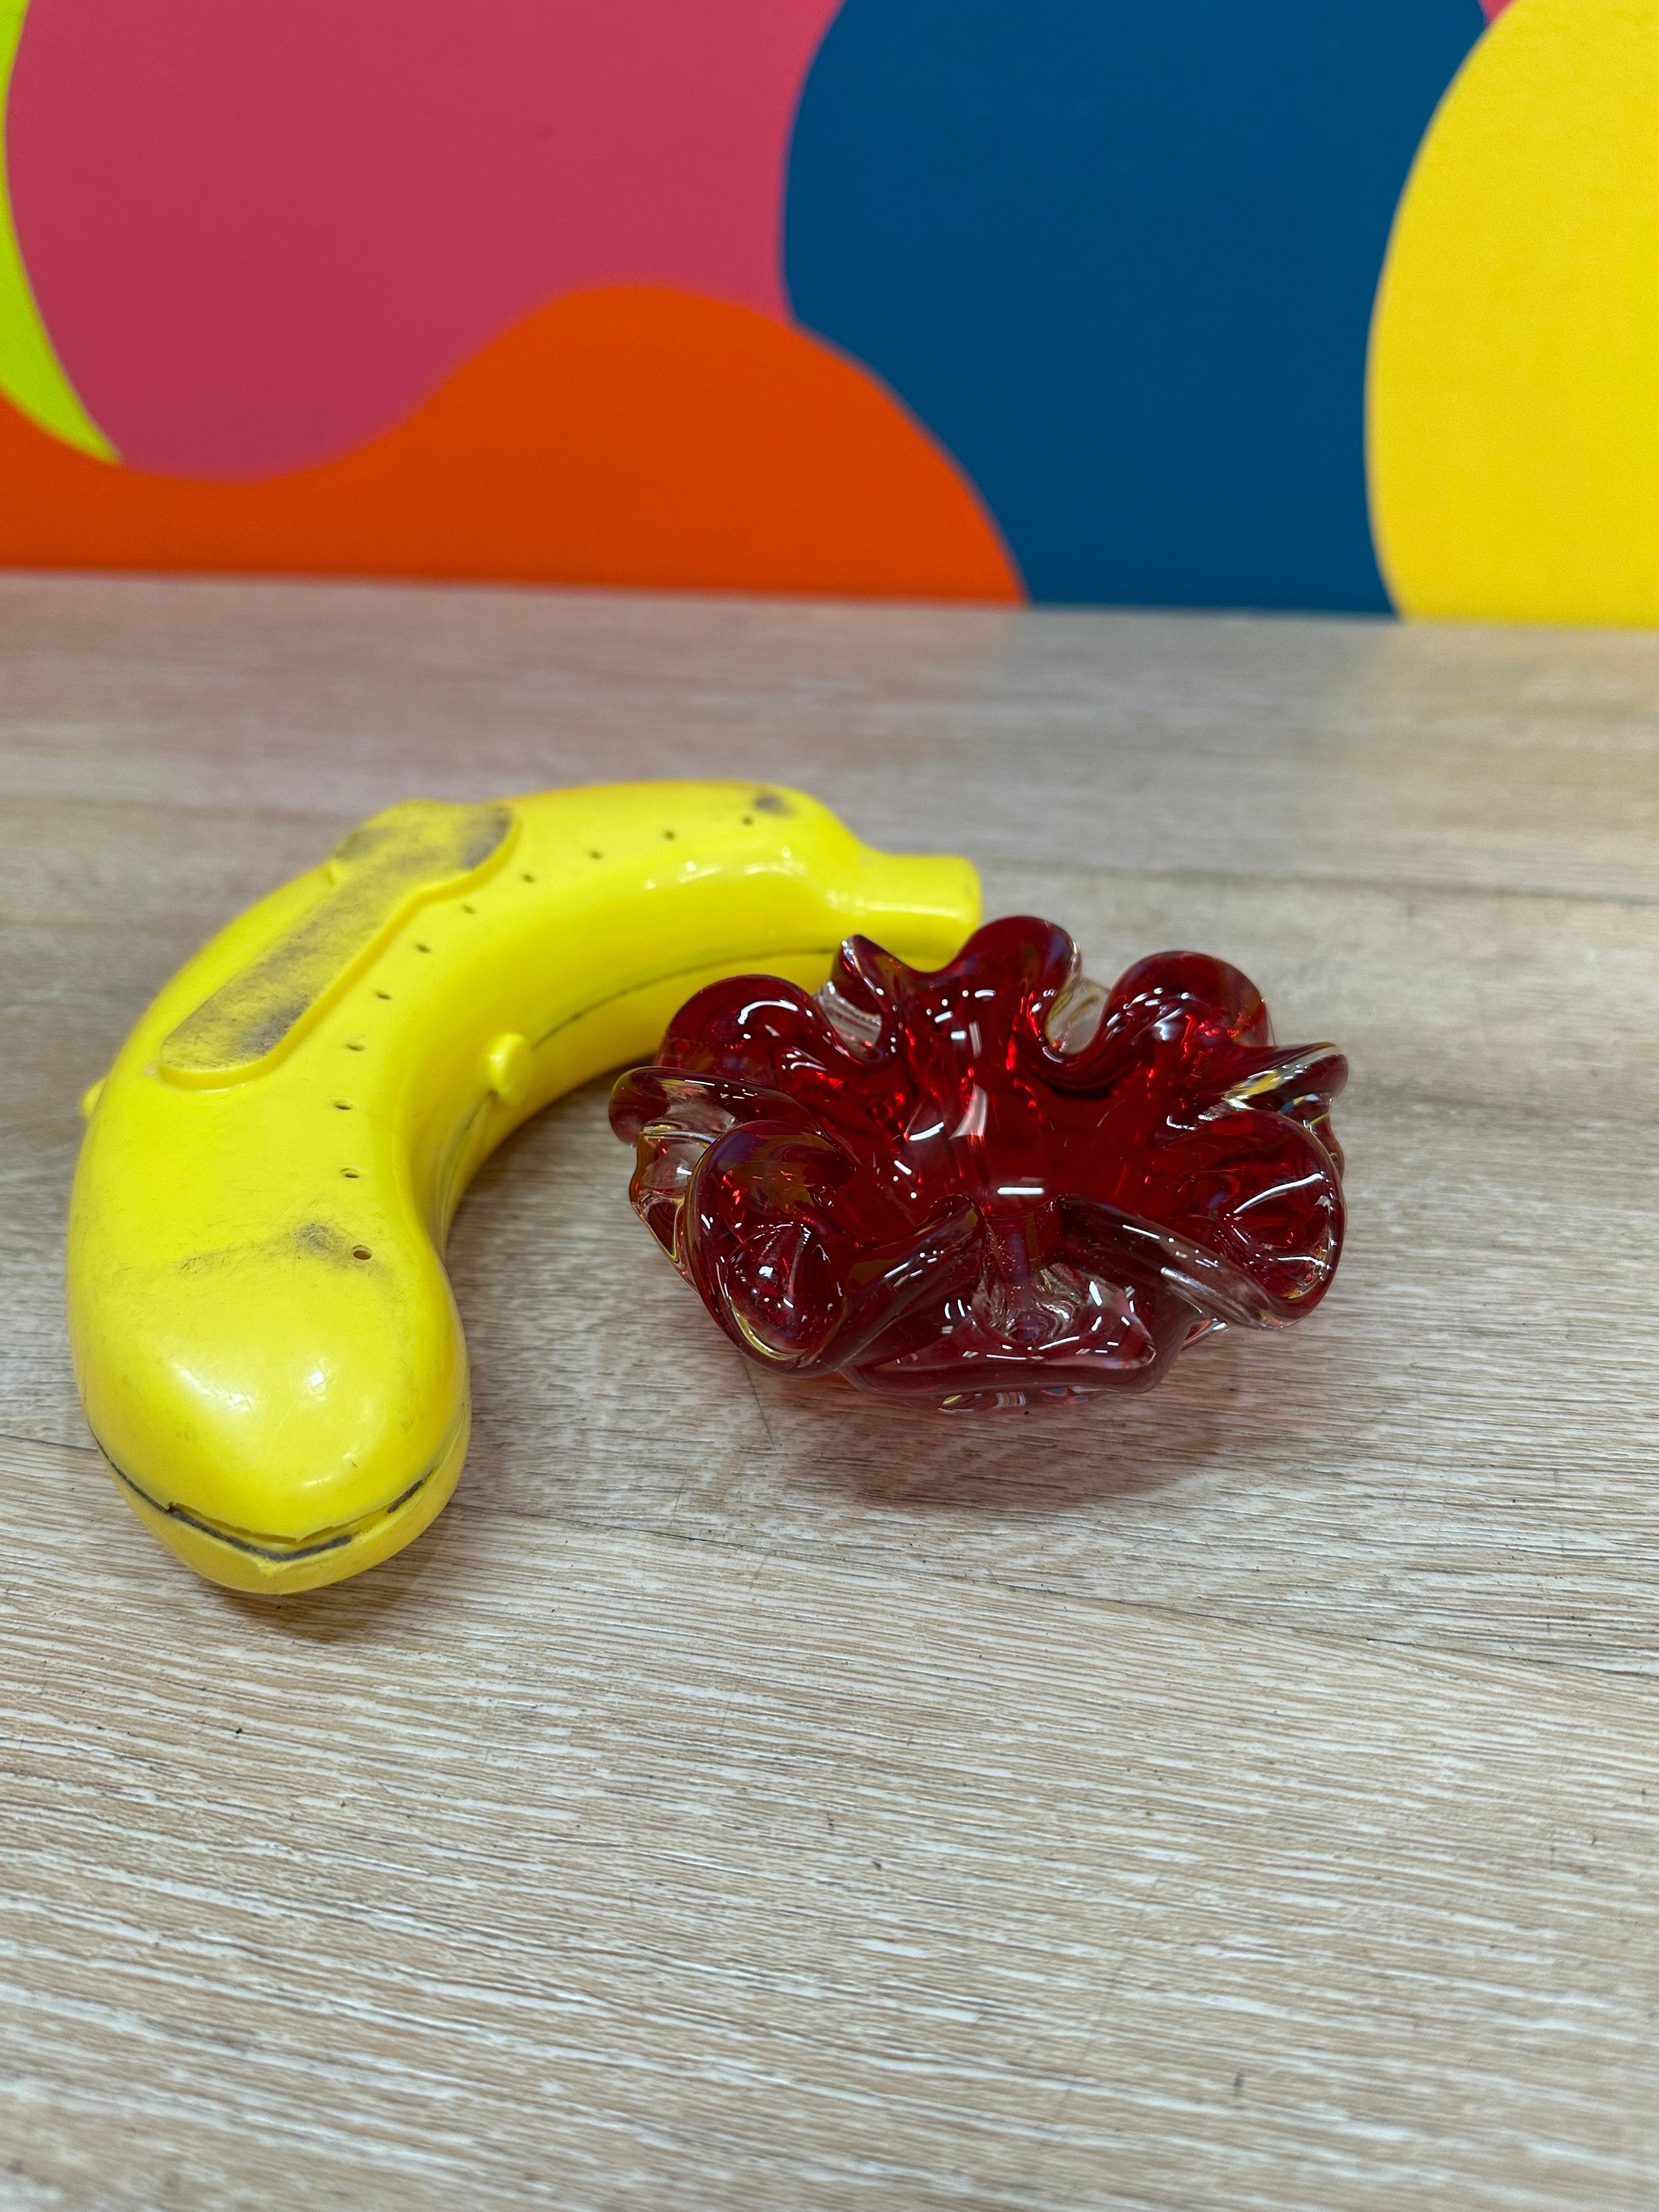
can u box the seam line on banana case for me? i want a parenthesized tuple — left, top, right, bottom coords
(92, 1429, 461, 1563)
(529, 945, 836, 1050)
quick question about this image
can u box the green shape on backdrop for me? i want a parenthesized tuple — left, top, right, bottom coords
(0, 0, 114, 459)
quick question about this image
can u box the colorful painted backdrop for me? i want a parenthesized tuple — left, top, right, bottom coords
(0, 0, 1647, 621)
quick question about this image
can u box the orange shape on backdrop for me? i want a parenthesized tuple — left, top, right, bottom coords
(0, 285, 1021, 601)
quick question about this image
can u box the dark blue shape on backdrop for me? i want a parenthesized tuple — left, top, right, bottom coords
(785, 1, 1484, 612)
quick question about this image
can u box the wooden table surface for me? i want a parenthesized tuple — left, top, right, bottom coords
(2, 575, 1656, 2210)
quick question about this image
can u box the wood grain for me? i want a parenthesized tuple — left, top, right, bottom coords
(3, 1435, 1657, 2212)
(2, 575, 1657, 2207)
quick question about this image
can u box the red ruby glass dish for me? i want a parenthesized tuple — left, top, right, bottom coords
(610, 917, 1347, 1412)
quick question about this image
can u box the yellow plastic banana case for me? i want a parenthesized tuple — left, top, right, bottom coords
(69, 782, 978, 1595)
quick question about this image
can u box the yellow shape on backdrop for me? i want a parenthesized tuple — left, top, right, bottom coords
(1369, 0, 1659, 625)
(0, 0, 113, 458)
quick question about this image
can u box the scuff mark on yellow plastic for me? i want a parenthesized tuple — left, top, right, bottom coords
(161, 799, 517, 1085)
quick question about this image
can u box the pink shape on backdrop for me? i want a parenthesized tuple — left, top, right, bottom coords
(1480, 0, 1513, 15)
(9, 0, 844, 477)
